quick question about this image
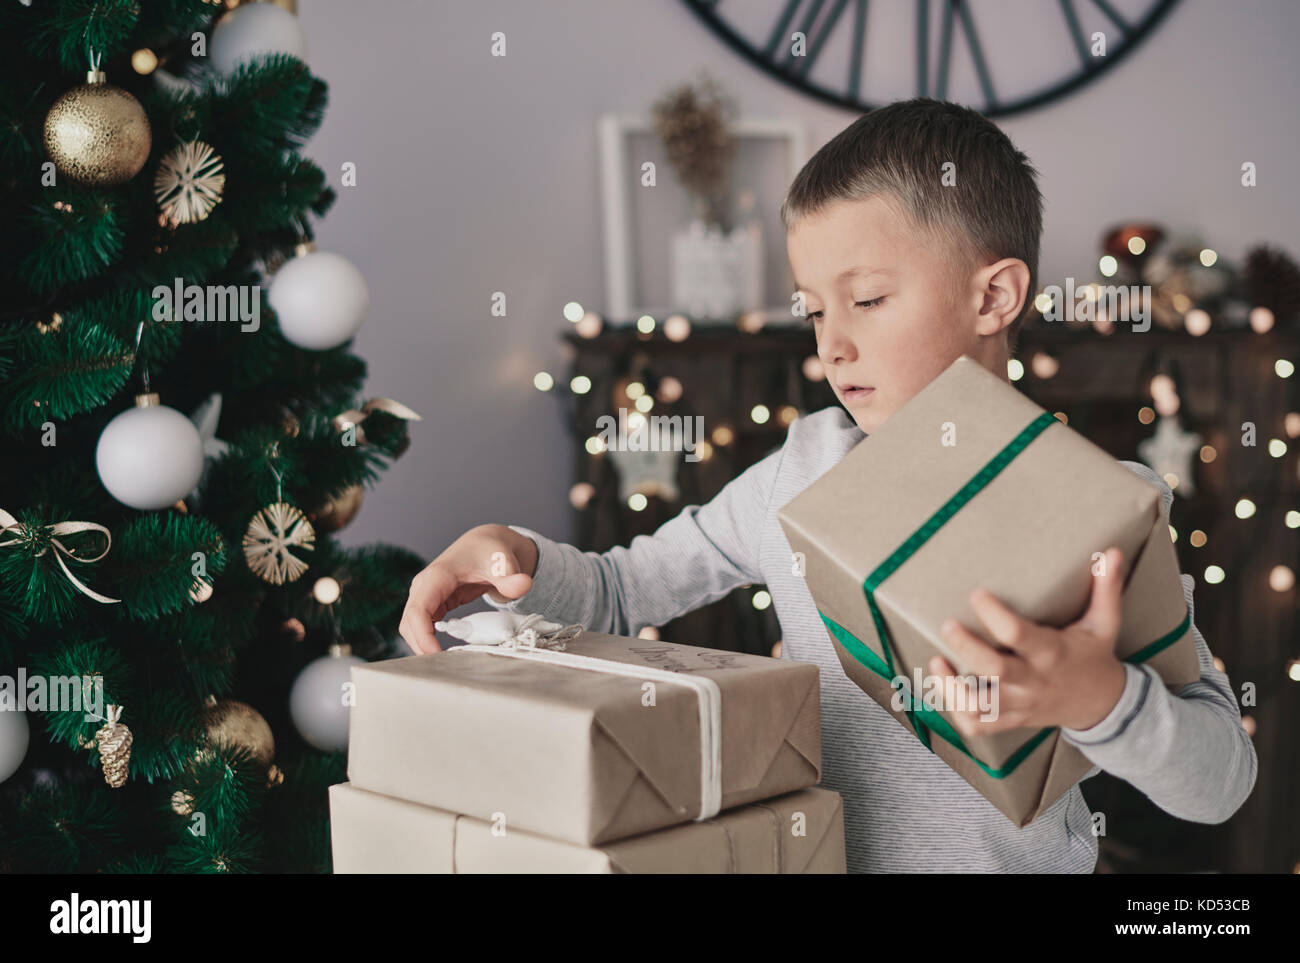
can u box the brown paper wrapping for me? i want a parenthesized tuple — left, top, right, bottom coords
(346, 632, 821, 845)
(329, 782, 846, 874)
(777, 355, 1199, 827)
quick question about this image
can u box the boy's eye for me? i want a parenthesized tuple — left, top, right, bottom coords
(803, 297, 885, 324)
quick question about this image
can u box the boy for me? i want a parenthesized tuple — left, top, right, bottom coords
(400, 98, 1257, 873)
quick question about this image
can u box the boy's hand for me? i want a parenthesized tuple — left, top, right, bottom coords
(928, 547, 1128, 736)
(398, 524, 539, 655)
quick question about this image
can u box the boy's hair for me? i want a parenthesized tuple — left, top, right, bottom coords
(780, 98, 1042, 356)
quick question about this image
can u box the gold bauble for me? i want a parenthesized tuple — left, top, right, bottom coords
(200, 697, 275, 768)
(43, 70, 152, 187)
(309, 483, 364, 532)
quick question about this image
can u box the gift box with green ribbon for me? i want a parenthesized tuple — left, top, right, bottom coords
(778, 355, 1200, 827)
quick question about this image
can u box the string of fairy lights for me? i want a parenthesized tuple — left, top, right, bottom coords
(1014, 248, 1298, 618)
(535, 302, 805, 515)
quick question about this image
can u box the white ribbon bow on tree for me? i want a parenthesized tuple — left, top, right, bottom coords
(332, 397, 422, 447)
(0, 507, 121, 604)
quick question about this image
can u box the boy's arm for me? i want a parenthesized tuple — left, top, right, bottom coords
(483, 441, 786, 637)
(1059, 461, 1258, 824)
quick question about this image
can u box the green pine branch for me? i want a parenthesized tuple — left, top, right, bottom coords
(0, 317, 133, 434)
(203, 55, 326, 162)
(108, 513, 228, 621)
(132, 0, 215, 51)
(21, 190, 126, 294)
(0, 77, 47, 173)
(165, 743, 267, 873)
(122, 217, 243, 294)
(0, 779, 128, 873)
(19, 0, 141, 73)
(219, 150, 329, 234)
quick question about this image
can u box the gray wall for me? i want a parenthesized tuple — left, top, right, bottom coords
(296, 0, 1300, 592)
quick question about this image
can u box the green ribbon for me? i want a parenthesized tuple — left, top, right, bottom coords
(824, 410, 1194, 779)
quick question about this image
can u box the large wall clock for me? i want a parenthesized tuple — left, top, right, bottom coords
(682, 0, 1182, 118)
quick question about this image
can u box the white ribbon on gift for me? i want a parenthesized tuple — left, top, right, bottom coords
(446, 612, 723, 822)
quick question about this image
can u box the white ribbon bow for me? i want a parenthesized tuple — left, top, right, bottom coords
(332, 397, 423, 446)
(0, 508, 121, 604)
(495, 612, 585, 651)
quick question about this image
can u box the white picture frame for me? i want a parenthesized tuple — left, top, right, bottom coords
(598, 113, 808, 324)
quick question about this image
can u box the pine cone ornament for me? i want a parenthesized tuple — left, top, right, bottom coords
(94, 705, 132, 788)
(1243, 244, 1300, 329)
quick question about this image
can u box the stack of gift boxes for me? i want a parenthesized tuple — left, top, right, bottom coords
(330, 626, 848, 873)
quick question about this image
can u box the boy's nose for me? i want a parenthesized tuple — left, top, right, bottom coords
(817, 312, 857, 366)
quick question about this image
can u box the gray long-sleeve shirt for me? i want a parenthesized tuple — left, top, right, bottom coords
(485, 405, 1258, 872)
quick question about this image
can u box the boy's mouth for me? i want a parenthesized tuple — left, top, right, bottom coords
(838, 382, 875, 402)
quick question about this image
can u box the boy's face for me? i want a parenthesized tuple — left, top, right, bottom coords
(786, 194, 1027, 434)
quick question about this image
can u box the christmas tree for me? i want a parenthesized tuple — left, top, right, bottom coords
(0, 0, 424, 872)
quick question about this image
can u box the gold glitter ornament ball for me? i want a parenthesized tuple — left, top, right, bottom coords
(309, 482, 364, 533)
(200, 697, 275, 768)
(43, 70, 152, 187)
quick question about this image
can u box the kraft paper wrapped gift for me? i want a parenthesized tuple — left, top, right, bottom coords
(777, 354, 1199, 827)
(346, 630, 821, 845)
(329, 782, 846, 873)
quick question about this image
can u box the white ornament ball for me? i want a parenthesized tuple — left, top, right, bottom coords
(96, 398, 205, 510)
(289, 651, 365, 753)
(269, 251, 369, 350)
(0, 708, 29, 785)
(209, 2, 307, 76)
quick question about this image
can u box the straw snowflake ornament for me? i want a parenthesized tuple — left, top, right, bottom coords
(242, 501, 316, 585)
(154, 140, 225, 225)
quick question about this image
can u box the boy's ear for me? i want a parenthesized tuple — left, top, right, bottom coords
(974, 257, 1030, 337)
